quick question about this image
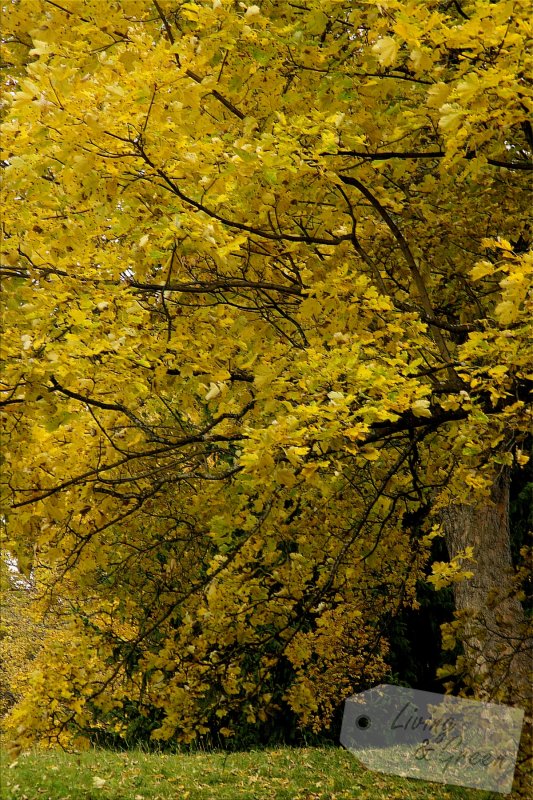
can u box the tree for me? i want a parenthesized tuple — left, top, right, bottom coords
(1, 0, 531, 758)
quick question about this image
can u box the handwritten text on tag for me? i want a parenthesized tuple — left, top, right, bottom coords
(340, 684, 523, 794)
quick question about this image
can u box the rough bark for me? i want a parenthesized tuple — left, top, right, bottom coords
(442, 468, 532, 707)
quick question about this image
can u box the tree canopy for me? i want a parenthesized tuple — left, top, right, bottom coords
(1, 0, 531, 752)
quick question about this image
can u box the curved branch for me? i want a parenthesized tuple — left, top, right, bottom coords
(124, 137, 348, 245)
(153, 170, 345, 245)
(338, 174, 456, 375)
(49, 376, 169, 443)
(335, 185, 478, 336)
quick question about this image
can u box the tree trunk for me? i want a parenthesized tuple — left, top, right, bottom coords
(441, 468, 532, 707)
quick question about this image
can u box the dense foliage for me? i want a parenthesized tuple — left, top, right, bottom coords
(1, 0, 531, 754)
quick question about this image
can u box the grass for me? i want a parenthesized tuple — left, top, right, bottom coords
(0, 745, 506, 800)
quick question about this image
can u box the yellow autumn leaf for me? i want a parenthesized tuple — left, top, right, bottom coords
(361, 446, 380, 461)
(372, 36, 399, 67)
(411, 398, 432, 418)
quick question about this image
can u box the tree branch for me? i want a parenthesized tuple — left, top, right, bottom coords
(332, 150, 532, 170)
(129, 278, 302, 296)
(338, 174, 457, 378)
(153, 0, 245, 120)
(122, 137, 348, 245)
(49, 376, 169, 443)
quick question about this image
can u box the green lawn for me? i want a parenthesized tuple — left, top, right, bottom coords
(0, 745, 504, 800)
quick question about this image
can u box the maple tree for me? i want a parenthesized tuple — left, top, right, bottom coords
(1, 0, 532, 758)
